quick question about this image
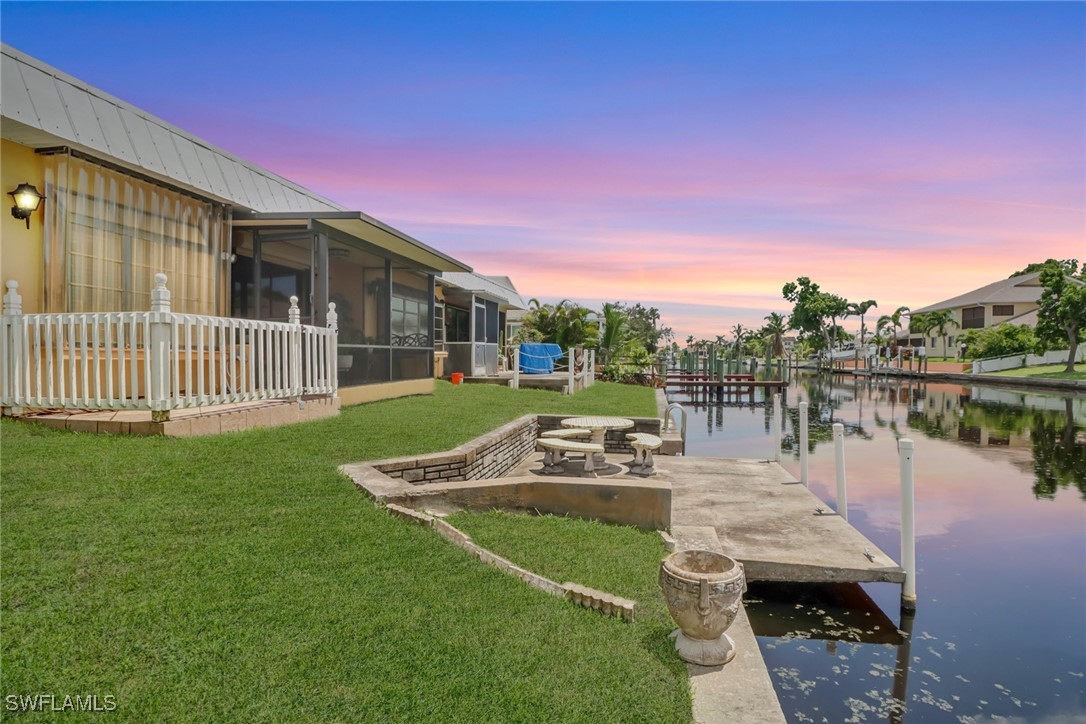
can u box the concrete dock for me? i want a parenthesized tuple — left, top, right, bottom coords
(661, 456, 905, 584)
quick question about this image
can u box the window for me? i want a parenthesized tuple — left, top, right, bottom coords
(931, 337, 937, 347)
(948, 336, 955, 347)
(473, 300, 486, 344)
(391, 269, 431, 348)
(446, 306, 470, 343)
(962, 306, 985, 329)
(992, 305, 1014, 316)
(43, 153, 227, 314)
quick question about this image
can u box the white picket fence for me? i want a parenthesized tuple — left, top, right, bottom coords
(972, 347, 1086, 374)
(0, 274, 338, 419)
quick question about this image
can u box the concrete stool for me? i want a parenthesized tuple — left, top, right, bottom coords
(626, 433, 663, 476)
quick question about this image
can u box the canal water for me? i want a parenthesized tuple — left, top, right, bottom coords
(667, 371, 1086, 723)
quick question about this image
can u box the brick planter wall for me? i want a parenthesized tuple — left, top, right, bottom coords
(366, 413, 662, 486)
(369, 414, 539, 485)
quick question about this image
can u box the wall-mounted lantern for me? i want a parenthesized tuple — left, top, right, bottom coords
(9, 183, 43, 229)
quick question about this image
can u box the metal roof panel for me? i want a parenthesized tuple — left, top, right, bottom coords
(1, 57, 38, 126)
(87, 95, 138, 164)
(234, 166, 266, 211)
(171, 135, 211, 192)
(116, 108, 168, 176)
(145, 122, 191, 183)
(55, 79, 108, 152)
(16, 61, 75, 137)
(193, 144, 230, 199)
(213, 154, 252, 209)
(251, 172, 281, 211)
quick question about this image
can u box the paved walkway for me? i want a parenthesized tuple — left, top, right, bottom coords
(670, 525, 786, 724)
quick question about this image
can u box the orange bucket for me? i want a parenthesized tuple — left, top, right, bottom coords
(450, 372, 464, 385)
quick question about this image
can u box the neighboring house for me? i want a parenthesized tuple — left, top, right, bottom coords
(0, 44, 471, 411)
(435, 272, 526, 377)
(908, 272, 1081, 357)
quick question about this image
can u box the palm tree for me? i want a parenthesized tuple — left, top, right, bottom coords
(731, 324, 749, 360)
(846, 299, 878, 346)
(926, 309, 959, 360)
(909, 312, 933, 371)
(878, 306, 910, 364)
(597, 303, 629, 365)
(763, 312, 787, 366)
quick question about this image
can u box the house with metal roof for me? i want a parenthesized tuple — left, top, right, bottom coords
(907, 272, 1079, 357)
(1, 43, 472, 415)
(435, 272, 527, 378)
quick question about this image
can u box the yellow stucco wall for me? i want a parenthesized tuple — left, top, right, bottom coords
(0, 139, 45, 313)
(338, 377, 434, 406)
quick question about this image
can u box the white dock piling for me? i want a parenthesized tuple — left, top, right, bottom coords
(512, 348, 520, 390)
(832, 422, 847, 521)
(799, 401, 809, 486)
(772, 393, 782, 463)
(899, 438, 917, 611)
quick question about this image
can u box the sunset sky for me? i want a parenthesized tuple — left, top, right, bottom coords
(4, 2, 1083, 340)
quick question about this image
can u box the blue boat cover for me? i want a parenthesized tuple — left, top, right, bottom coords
(519, 343, 564, 374)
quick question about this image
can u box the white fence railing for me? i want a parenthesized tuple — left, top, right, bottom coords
(1, 274, 338, 419)
(972, 347, 1086, 374)
(510, 346, 595, 395)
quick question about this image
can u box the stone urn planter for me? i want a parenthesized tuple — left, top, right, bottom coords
(659, 549, 746, 666)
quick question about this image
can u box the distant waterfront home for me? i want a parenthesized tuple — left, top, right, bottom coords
(435, 272, 526, 378)
(0, 44, 471, 412)
(907, 272, 1082, 357)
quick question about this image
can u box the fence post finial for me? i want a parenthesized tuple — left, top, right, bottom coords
(326, 302, 338, 333)
(3, 280, 22, 316)
(148, 273, 172, 421)
(288, 296, 301, 325)
(150, 273, 171, 313)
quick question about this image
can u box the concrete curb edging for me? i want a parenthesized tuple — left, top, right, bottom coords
(382, 504, 636, 621)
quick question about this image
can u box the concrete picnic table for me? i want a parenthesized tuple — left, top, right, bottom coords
(561, 415, 635, 465)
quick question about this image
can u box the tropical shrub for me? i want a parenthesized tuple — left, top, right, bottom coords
(959, 324, 1041, 359)
(599, 345, 656, 386)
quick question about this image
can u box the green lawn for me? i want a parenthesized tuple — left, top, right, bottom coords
(1, 382, 690, 722)
(991, 363, 1086, 380)
(448, 510, 675, 626)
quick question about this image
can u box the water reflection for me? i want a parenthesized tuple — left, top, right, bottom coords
(707, 372, 1086, 501)
(668, 371, 1086, 722)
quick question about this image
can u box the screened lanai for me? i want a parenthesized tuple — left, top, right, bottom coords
(232, 213, 468, 387)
